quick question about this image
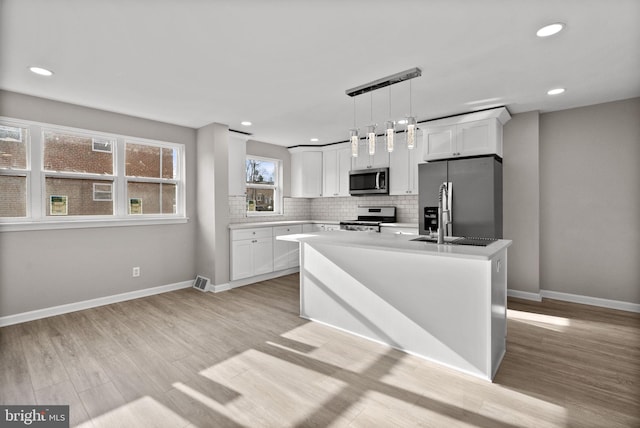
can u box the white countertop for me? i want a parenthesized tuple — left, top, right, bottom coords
(228, 220, 417, 230)
(278, 231, 511, 261)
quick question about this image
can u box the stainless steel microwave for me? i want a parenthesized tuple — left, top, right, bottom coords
(349, 168, 389, 195)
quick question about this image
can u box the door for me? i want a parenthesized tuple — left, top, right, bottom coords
(424, 125, 455, 160)
(448, 156, 499, 238)
(418, 161, 447, 235)
(231, 239, 254, 280)
(253, 237, 274, 275)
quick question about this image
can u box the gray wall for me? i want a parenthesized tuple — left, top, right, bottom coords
(195, 123, 230, 285)
(246, 139, 292, 197)
(0, 91, 197, 317)
(503, 111, 540, 295)
(539, 98, 640, 303)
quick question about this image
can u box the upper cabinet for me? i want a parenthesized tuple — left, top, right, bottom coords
(389, 133, 424, 195)
(322, 144, 351, 197)
(423, 107, 511, 161)
(352, 138, 389, 170)
(289, 148, 323, 198)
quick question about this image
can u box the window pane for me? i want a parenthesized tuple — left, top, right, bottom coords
(162, 147, 177, 179)
(45, 177, 114, 216)
(127, 181, 176, 214)
(0, 175, 27, 217)
(246, 159, 275, 184)
(0, 125, 27, 169)
(246, 188, 275, 212)
(126, 143, 160, 177)
(43, 131, 114, 174)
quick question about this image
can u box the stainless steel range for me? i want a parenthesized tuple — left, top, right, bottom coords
(340, 206, 396, 232)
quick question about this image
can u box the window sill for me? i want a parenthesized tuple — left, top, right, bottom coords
(0, 216, 189, 232)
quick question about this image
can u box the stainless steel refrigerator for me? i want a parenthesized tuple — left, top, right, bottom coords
(418, 155, 502, 238)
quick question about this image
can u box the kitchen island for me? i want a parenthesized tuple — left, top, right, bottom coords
(277, 232, 511, 381)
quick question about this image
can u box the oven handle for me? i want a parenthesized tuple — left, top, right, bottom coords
(375, 172, 380, 189)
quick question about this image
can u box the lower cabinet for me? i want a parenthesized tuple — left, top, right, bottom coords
(230, 227, 274, 281)
(273, 225, 303, 271)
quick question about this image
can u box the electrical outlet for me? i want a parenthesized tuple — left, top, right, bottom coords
(132, 267, 140, 277)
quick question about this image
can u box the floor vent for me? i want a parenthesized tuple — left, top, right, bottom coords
(192, 276, 211, 292)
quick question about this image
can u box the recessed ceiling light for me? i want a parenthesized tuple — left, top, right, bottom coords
(536, 23, 564, 37)
(29, 66, 54, 76)
(310, 138, 319, 142)
(547, 88, 565, 95)
(241, 121, 252, 126)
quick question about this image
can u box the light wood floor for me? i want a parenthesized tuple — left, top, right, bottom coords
(1, 274, 639, 427)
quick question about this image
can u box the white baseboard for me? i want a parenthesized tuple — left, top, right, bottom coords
(507, 288, 639, 313)
(540, 290, 640, 313)
(507, 289, 542, 302)
(222, 267, 299, 292)
(0, 280, 193, 327)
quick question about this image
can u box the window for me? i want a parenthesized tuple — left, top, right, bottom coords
(0, 123, 29, 218)
(92, 138, 113, 153)
(0, 117, 186, 230)
(245, 156, 281, 214)
(125, 142, 179, 215)
(43, 129, 115, 216)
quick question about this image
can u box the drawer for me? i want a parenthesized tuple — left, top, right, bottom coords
(273, 224, 303, 236)
(231, 227, 273, 241)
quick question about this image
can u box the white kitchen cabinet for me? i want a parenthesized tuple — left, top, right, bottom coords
(322, 144, 351, 197)
(422, 108, 511, 161)
(389, 134, 425, 195)
(289, 149, 322, 197)
(273, 225, 302, 270)
(352, 138, 389, 170)
(230, 227, 274, 280)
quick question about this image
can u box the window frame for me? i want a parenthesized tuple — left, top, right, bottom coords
(245, 155, 282, 216)
(0, 117, 187, 232)
(0, 120, 30, 219)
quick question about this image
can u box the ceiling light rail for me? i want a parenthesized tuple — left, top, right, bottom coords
(345, 67, 422, 98)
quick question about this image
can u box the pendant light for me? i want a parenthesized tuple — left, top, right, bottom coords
(368, 92, 376, 156)
(345, 67, 421, 153)
(386, 86, 395, 152)
(406, 79, 416, 150)
(350, 97, 359, 157)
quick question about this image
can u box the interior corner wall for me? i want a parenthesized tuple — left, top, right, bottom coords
(503, 111, 540, 295)
(0, 91, 197, 317)
(246, 140, 292, 197)
(539, 98, 640, 303)
(196, 123, 230, 285)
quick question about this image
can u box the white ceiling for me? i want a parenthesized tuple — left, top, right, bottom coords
(1, 0, 639, 147)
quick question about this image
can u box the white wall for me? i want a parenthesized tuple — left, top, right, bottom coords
(539, 98, 640, 303)
(0, 91, 197, 317)
(503, 111, 540, 295)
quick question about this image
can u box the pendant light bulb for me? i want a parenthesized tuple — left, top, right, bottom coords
(350, 129, 359, 157)
(367, 125, 376, 156)
(385, 121, 395, 152)
(406, 116, 417, 149)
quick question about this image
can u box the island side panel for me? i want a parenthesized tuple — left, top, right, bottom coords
(298, 240, 495, 380)
(490, 249, 508, 379)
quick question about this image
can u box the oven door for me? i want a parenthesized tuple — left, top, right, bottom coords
(349, 168, 388, 195)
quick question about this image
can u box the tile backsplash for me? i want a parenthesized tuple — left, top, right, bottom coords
(228, 195, 418, 224)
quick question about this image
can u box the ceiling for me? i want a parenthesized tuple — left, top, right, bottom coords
(1, 0, 639, 147)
